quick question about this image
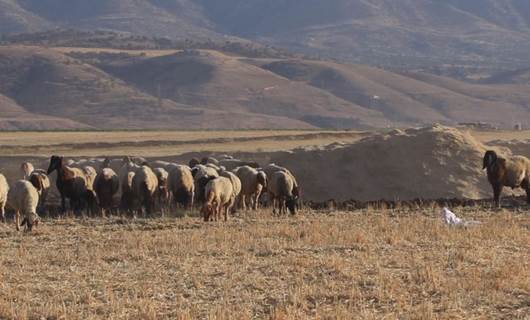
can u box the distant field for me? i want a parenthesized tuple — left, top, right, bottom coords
(0, 129, 527, 158)
(0, 208, 528, 319)
(0, 130, 366, 157)
(52, 47, 183, 57)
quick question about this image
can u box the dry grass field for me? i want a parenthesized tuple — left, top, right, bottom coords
(0, 208, 528, 319)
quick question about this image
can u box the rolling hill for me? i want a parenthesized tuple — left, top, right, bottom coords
(2, 0, 530, 67)
(0, 45, 530, 129)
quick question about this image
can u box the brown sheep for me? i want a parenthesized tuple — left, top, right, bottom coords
(47, 156, 92, 215)
(201, 176, 235, 222)
(132, 165, 158, 217)
(168, 165, 195, 209)
(483, 150, 530, 207)
(235, 166, 267, 211)
(189, 158, 200, 168)
(268, 171, 298, 215)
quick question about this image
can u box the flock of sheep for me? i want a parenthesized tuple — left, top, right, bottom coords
(0, 155, 300, 232)
(0, 147, 528, 232)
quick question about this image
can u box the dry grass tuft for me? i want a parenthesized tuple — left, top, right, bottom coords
(0, 208, 528, 319)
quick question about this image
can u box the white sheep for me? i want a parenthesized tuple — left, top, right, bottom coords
(20, 162, 35, 180)
(168, 165, 195, 209)
(132, 165, 159, 216)
(235, 166, 267, 211)
(202, 176, 235, 222)
(7, 180, 40, 231)
(0, 174, 9, 222)
(268, 171, 298, 215)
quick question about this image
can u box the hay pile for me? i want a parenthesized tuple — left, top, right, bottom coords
(267, 125, 495, 202)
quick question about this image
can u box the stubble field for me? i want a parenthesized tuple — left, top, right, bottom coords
(0, 129, 529, 319)
(0, 208, 528, 319)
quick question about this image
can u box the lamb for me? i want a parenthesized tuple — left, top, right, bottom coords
(28, 170, 51, 215)
(132, 165, 159, 217)
(20, 162, 35, 180)
(47, 155, 91, 215)
(168, 165, 195, 209)
(7, 180, 40, 231)
(153, 167, 170, 212)
(94, 167, 119, 217)
(483, 150, 530, 207)
(201, 176, 235, 222)
(0, 173, 8, 223)
(268, 171, 298, 215)
(235, 166, 267, 210)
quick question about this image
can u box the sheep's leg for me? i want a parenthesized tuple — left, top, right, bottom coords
(15, 211, 20, 231)
(240, 195, 246, 211)
(271, 195, 277, 215)
(493, 184, 503, 208)
(1, 206, 5, 223)
(60, 194, 66, 214)
(253, 192, 260, 211)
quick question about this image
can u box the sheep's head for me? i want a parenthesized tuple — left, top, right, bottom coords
(189, 158, 200, 168)
(286, 196, 298, 215)
(483, 150, 498, 170)
(257, 171, 267, 188)
(47, 155, 63, 174)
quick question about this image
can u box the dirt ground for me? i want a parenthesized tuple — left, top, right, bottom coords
(0, 208, 528, 319)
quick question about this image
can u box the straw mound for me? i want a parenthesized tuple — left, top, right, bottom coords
(268, 125, 495, 202)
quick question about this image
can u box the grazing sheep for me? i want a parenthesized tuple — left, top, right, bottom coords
(28, 170, 51, 215)
(153, 167, 170, 212)
(20, 162, 35, 180)
(201, 176, 235, 222)
(483, 150, 530, 207)
(7, 180, 40, 231)
(168, 165, 195, 209)
(268, 171, 298, 215)
(235, 166, 267, 211)
(0, 174, 8, 223)
(220, 171, 242, 214)
(94, 168, 119, 217)
(263, 163, 300, 203)
(132, 166, 158, 217)
(47, 155, 91, 215)
(118, 158, 141, 211)
(219, 159, 260, 171)
(193, 165, 220, 204)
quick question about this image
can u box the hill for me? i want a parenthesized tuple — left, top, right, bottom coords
(2, 1, 530, 68)
(2, 45, 530, 129)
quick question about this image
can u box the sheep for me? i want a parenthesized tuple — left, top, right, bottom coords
(47, 155, 91, 215)
(268, 171, 298, 215)
(94, 168, 119, 217)
(200, 156, 219, 165)
(153, 167, 170, 212)
(0, 174, 8, 223)
(483, 150, 530, 207)
(220, 171, 242, 214)
(201, 176, 235, 222)
(219, 159, 260, 171)
(7, 180, 40, 231)
(28, 170, 51, 215)
(132, 165, 158, 217)
(189, 158, 200, 168)
(263, 163, 300, 205)
(193, 165, 220, 204)
(168, 165, 195, 209)
(118, 159, 141, 213)
(235, 166, 267, 211)
(20, 162, 35, 180)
